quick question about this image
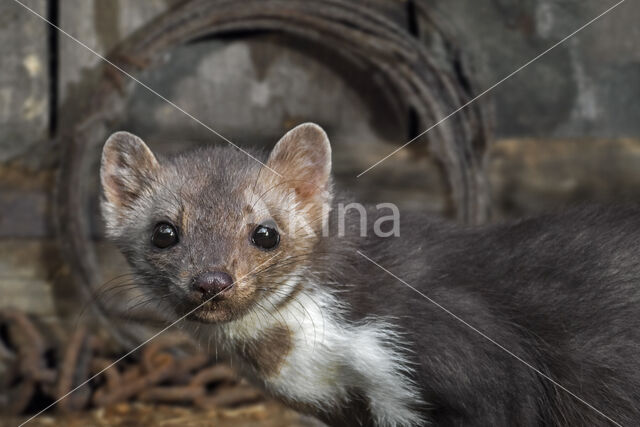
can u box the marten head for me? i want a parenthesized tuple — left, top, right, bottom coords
(100, 123, 332, 323)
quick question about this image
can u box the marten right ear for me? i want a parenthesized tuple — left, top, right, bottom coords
(266, 123, 332, 202)
(100, 132, 159, 228)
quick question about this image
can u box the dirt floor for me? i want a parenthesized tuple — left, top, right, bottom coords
(3, 401, 322, 427)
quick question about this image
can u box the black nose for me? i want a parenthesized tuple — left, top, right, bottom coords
(192, 271, 234, 296)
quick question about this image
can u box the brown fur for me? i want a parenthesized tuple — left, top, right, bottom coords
(241, 325, 293, 377)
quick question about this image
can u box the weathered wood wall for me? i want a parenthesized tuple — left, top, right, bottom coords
(1, 0, 640, 322)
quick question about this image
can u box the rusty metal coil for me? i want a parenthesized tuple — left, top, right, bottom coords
(55, 0, 492, 347)
(0, 310, 252, 416)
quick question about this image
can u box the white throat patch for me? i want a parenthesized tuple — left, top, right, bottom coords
(197, 276, 424, 427)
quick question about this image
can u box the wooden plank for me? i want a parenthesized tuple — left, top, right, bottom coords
(58, 0, 173, 104)
(0, 190, 49, 238)
(0, 278, 57, 316)
(0, 239, 56, 279)
(489, 138, 640, 218)
(0, 238, 58, 316)
(0, 163, 53, 237)
(0, 239, 130, 318)
(0, 0, 49, 162)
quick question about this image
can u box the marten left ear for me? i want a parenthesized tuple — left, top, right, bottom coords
(100, 131, 159, 233)
(266, 123, 332, 201)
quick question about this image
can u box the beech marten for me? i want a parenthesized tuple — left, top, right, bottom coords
(100, 123, 640, 426)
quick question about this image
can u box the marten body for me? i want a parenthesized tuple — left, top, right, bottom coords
(101, 124, 640, 426)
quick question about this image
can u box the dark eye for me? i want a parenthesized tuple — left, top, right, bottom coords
(251, 224, 280, 250)
(152, 222, 178, 248)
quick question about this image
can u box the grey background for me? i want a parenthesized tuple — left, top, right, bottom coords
(1, 0, 639, 318)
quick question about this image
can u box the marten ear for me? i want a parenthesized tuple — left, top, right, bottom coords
(266, 123, 332, 201)
(100, 132, 159, 222)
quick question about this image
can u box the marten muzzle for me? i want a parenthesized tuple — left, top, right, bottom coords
(191, 271, 234, 300)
